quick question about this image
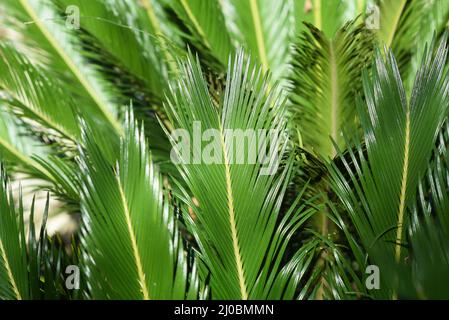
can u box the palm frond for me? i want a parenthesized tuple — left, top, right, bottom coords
(289, 20, 374, 157)
(328, 35, 449, 297)
(0, 167, 78, 300)
(164, 50, 317, 299)
(4, 0, 123, 135)
(0, 108, 54, 182)
(168, 0, 234, 69)
(79, 111, 198, 299)
(0, 42, 80, 145)
(0, 168, 29, 300)
(225, 0, 294, 81)
(294, 0, 364, 38)
(376, 0, 449, 88)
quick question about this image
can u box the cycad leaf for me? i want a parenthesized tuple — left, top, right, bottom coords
(165, 50, 316, 299)
(0, 42, 80, 143)
(399, 127, 449, 298)
(375, 0, 449, 87)
(58, 0, 173, 97)
(80, 112, 197, 299)
(294, 0, 363, 38)
(226, 0, 294, 80)
(328, 36, 449, 294)
(289, 21, 374, 157)
(169, 0, 234, 68)
(7, 0, 123, 134)
(377, 0, 408, 49)
(0, 168, 28, 300)
(0, 108, 54, 182)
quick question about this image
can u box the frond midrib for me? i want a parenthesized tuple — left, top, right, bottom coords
(249, 0, 268, 73)
(218, 122, 248, 300)
(0, 239, 22, 300)
(18, 0, 123, 136)
(329, 40, 338, 157)
(116, 176, 150, 300)
(180, 0, 211, 49)
(395, 109, 410, 263)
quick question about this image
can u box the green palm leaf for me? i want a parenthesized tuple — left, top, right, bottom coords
(225, 0, 294, 80)
(79, 111, 198, 299)
(328, 36, 449, 296)
(294, 0, 364, 38)
(164, 50, 317, 299)
(4, 0, 123, 135)
(0, 167, 77, 300)
(0, 42, 79, 143)
(290, 21, 374, 157)
(376, 0, 449, 88)
(398, 127, 449, 298)
(0, 108, 54, 182)
(0, 168, 28, 300)
(168, 0, 234, 69)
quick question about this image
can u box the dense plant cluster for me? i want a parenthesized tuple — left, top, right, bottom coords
(0, 0, 449, 300)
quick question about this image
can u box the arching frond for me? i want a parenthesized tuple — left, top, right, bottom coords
(225, 0, 294, 81)
(289, 21, 374, 158)
(328, 36, 449, 297)
(164, 50, 317, 299)
(80, 112, 199, 299)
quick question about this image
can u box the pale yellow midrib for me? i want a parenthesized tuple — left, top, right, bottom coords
(116, 177, 150, 300)
(219, 124, 248, 300)
(18, 0, 123, 136)
(141, 0, 177, 73)
(313, 0, 322, 30)
(0, 136, 53, 181)
(0, 239, 22, 300)
(180, 0, 211, 49)
(0, 46, 78, 143)
(385, 0, 407, 47)
(395, 109, 410, 263)
(8, 92, 76, 142)
(329, 40, 338, 158)
(249, 0, 269, 73)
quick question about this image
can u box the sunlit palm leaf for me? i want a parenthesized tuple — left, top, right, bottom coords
(4, 0, 123, 135)
(294, 0, 364, 38)
(0, 168, 76, 300)
(0, 168, 28, 300)
(0, 42, 79, 144)
(164, 51, 317, 299)
(79, 112, 198, 299)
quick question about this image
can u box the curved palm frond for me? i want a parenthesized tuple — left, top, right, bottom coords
(0, 107, 54, 182)
(398, 124, 449, 298)
(0, 42, 79, 145)
(168, 0, 234, 69)
(289, 20, 374, 157)
(79, 111, 199, 299)
(0, 167, 78, 300)
(3, 0, 123, 135)
(0, 168, 28, 300)
(376, 0, 449, 89)
(328, 35, 449, 297)
(225, 0, 294, 81)
(294, 0, 364, 38)
(164, 50, 317, 299)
